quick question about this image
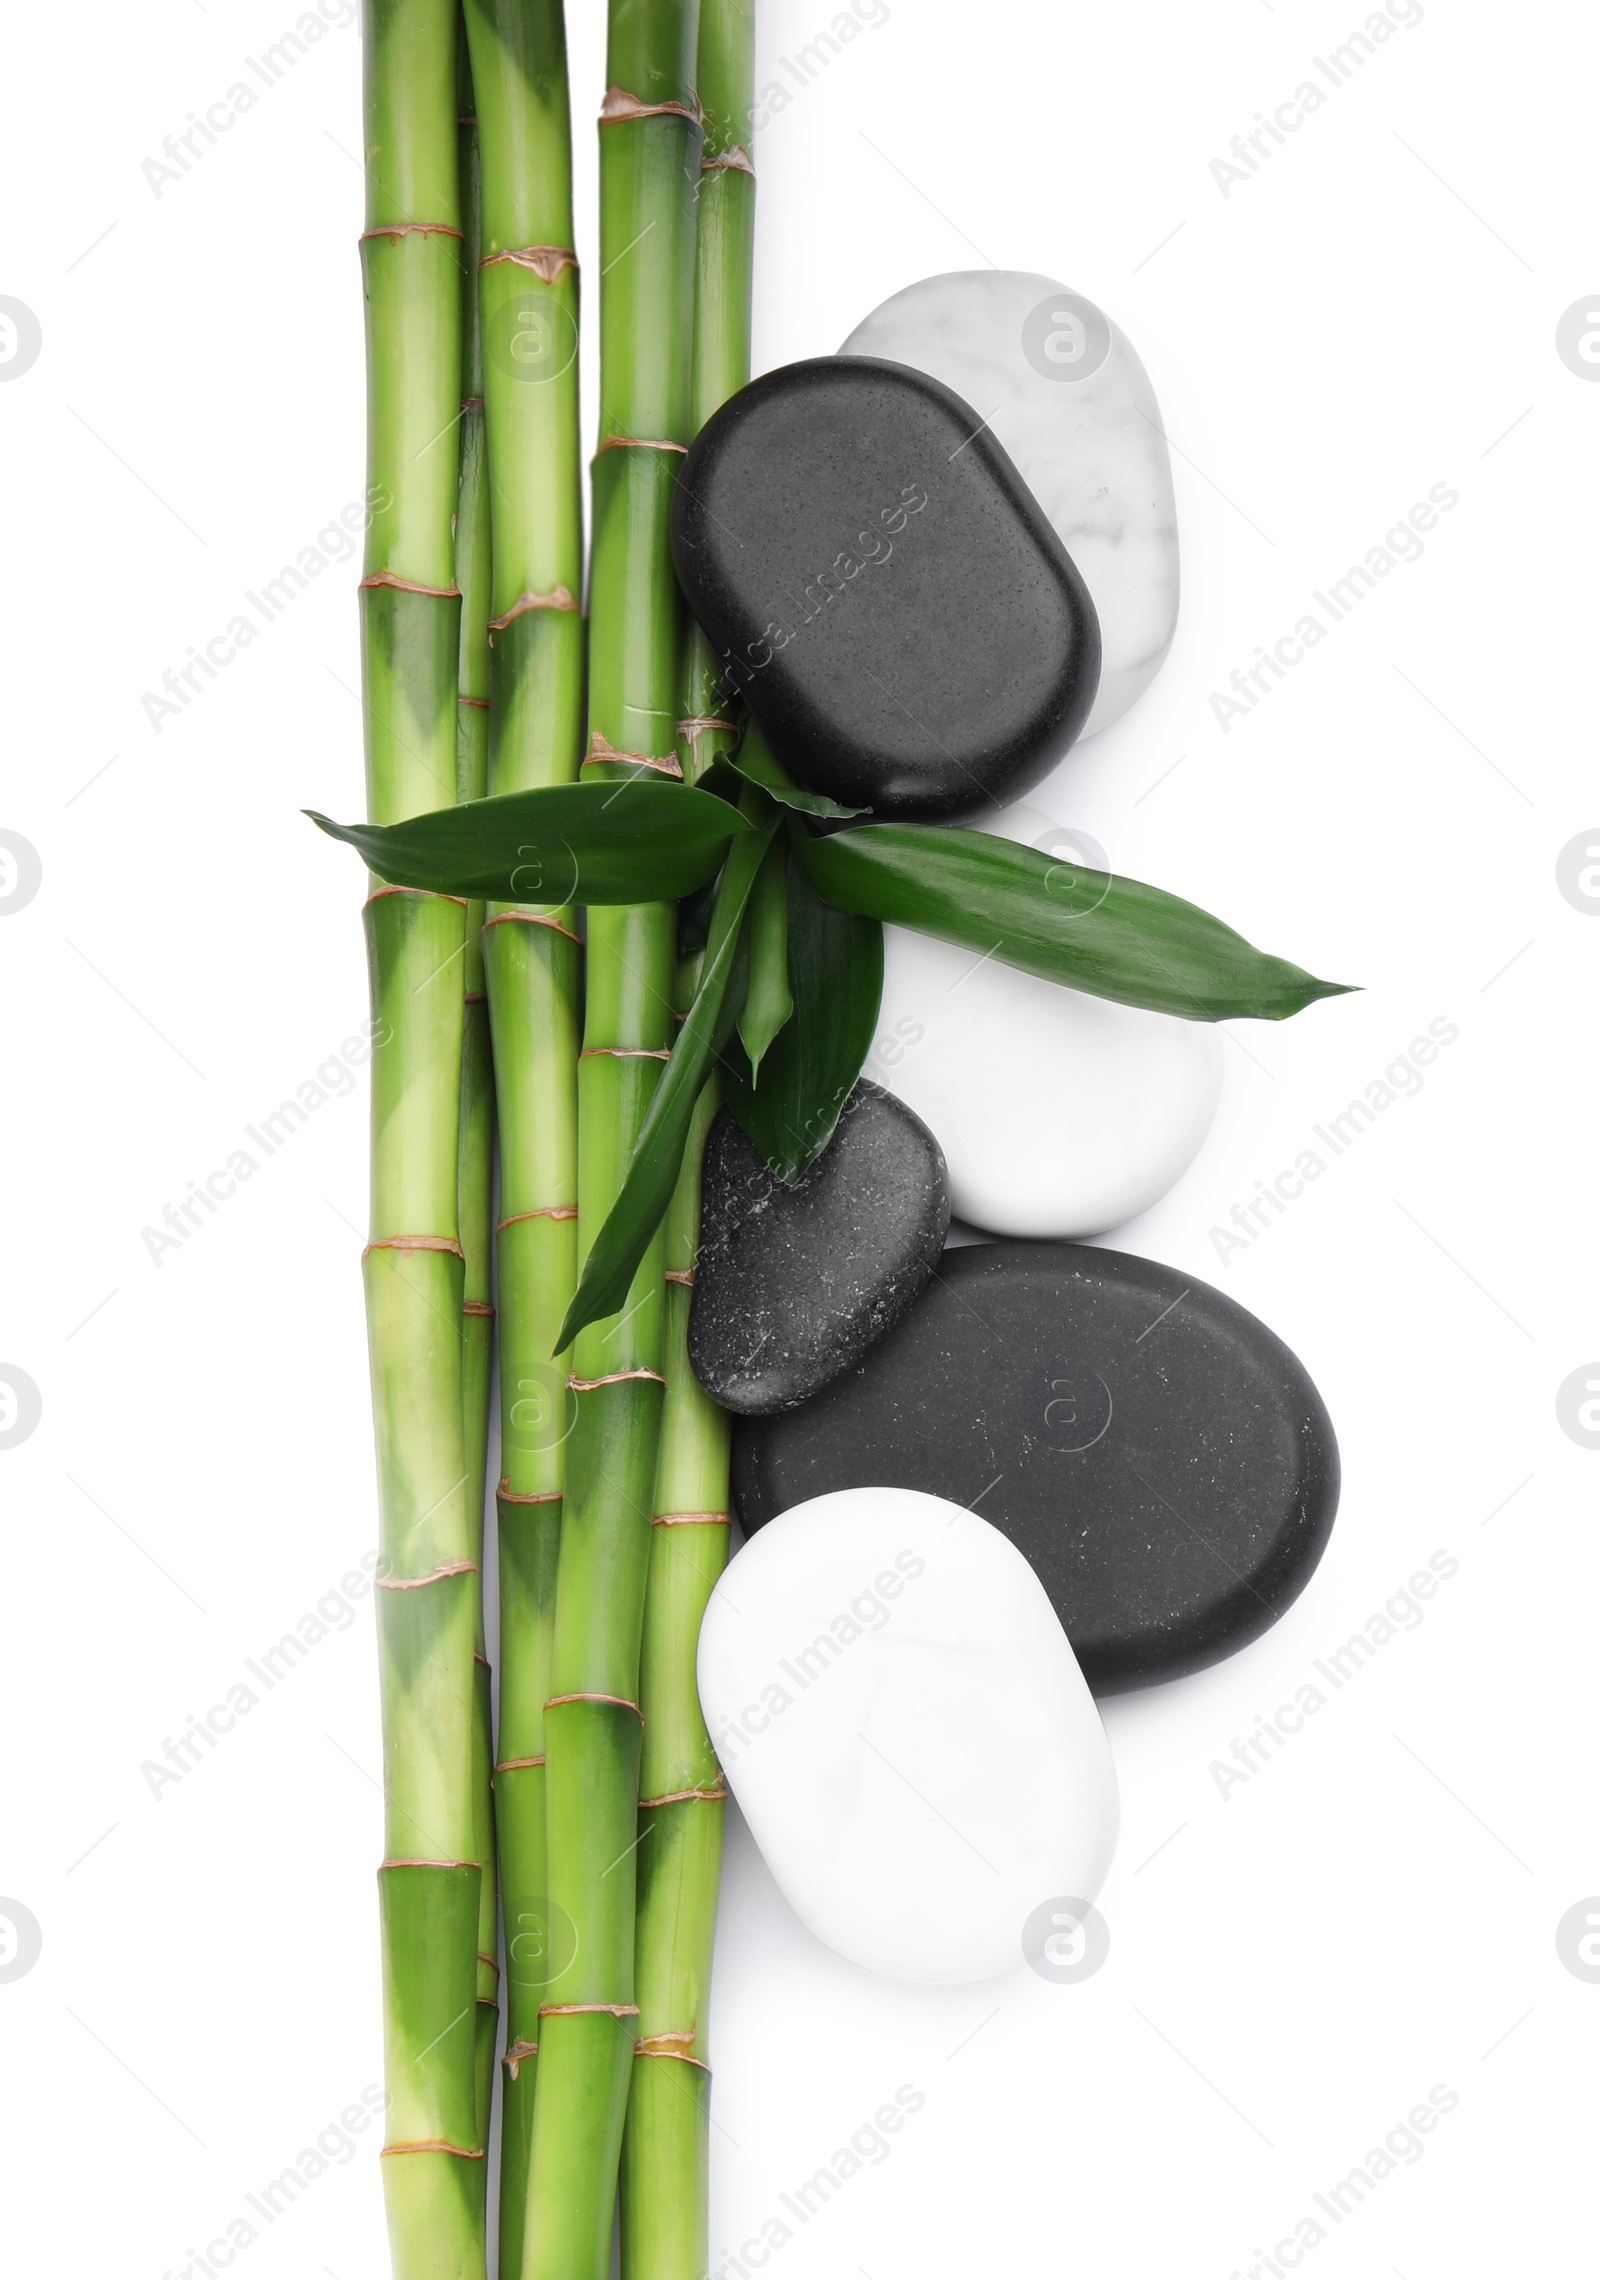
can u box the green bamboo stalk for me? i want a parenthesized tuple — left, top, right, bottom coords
(454, 48, 501, 2196)
(521, 9, 703, 2280)
(626, 14, 752, 2273)
(620, 1046, 731, 2280)
(360, 3, 483, 2274)
(675, 0, 754, 788)
(457, 4, 585, 2273)
(465, 0, 584, 777)
(487, 906, 577, 2280)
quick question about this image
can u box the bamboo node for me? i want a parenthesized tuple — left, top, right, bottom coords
(704, 146, 755, 177)
(463, 1300, 495, 1317)
(497, 1481, 562, 1506)
(568, 1368, 667, 1390)
(497, 1207, 579, 1229)
(677, 714, 739, 737)
(504, 2038, 539, 2077)
(363, 885, 469, 910)
(477, 1952, 500, 1972)
(381, 2140, 486, 2160)
(599, 85, 703, 128)
(358, 570, 462, 598)
(539, 2000, 641, 2017)
(480, 244, 579, 282)
(481, 910, 583, 944)
(461, 393, 485, 409)
(582, 730, 684, 778)
(652, 1511, 730, 1528)
(580, 1045, 671, 1061)
(363, 1234, 466, 1260)
(639, 1785, 728, 1807)
(378, 1857, 480, 1871)
(495, 1754, 547, 1772)
(375, 1559, 479, 1592)
(487, 584, 581, 630)
(545, 1692, 643, 1717)
(458, 693, 490, 709)
(360, 222, 466, 243)
(594, 433, 690, 458)
(664, 1269, 696, 1287)
(635, 2031, 710, 2071)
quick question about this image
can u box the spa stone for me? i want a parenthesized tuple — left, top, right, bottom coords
(842, 271, 1178, 738)
(698, 1486, 1119, 1983)
(671, 356, 1100, 820)
(689, 1082, 949, 1414)
(871, 802, 1222, 1238)
(732, 1242, 1339, 1693)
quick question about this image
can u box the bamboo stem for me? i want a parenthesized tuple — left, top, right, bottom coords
(361, 3, 483, 2273)
(487, 905, 579, 2280)
(625, 12, 752, 2272)
(458, 3, 585, 2272)
(675, 0, 754, 789)
(621, 1051, 731, 2280)
(521, 9, 703, 2279)
(466, 0, 584, 786)
(485, 912, 580, 2280)
(455, 51, 501, 2199)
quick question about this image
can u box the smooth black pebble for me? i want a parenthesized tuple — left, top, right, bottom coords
(689, 1082, 950, 1416)
(671, 357, 1101, 821)
(731, 1241, 1339, 1692)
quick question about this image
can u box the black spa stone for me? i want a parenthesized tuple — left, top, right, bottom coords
(689, 1083, 950, 1416)
(731, 1241, 1339, 1693)
(671, 357, 1101, 821)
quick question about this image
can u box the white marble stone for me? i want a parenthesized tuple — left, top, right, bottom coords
(841, 271, 1179, 738)
(698, 1486, 1118, 1984)
(869, 803, 1222, 1240)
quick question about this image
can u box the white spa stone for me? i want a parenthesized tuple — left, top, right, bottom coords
(841, 270, 1179, 738)
(698, 1486, 1118, 1984)
(871, 804, 1222, 1240)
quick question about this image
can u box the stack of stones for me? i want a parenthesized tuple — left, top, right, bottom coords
(679, 273, 1340, 1981)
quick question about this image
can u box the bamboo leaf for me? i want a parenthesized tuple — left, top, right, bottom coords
(307, 781, 753, 904)
(727, 722, 868, 820)
(720, 857, 883, 1184)
(738, 837, 794, 1081)
(791, 820, 1353, 1022)
(555, 819, 777, 1350)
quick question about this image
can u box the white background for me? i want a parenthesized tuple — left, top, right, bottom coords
(1, 1, 1595, 2274)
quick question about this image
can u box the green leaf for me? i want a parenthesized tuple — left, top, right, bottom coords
(791, 821, 1353, 1022)
(720, 856, 884, 1185)
(727, 722, 869, 820)
(307, 781, 753, 905)
(555, 818, 777, 1350)
(738, 837, 794, 1081)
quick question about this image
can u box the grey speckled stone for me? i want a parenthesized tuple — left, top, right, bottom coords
(689, 1083, 950, 1416)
